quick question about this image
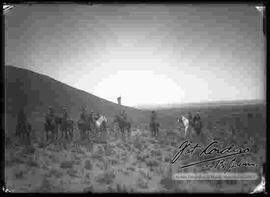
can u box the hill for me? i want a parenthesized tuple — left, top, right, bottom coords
(5, 65, 150, 135)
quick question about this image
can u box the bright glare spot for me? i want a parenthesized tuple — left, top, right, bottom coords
(92, 70, 184, 107)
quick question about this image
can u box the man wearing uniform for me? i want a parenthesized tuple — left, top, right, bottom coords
(193, 112, 201, 123)
(120, 109, 127, 122)
(188, 112, 193, 127)
(88, 110, 96, 134)
(80, 107, 87, 122)
(78, 107, 87, 140)
(62, 107, 68, 139)
(16, 109, 30, 144)
(88, 110, 94, 122)
(193, 112, 202, 134)
(151, 111, 157, 123)
(150, 111, 159, 137)
(45, 106, 56, 141)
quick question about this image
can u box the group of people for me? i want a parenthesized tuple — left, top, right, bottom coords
(79, 107, 102, 123)
(44, 106, 73, 141)
(15, 105, 203, 145)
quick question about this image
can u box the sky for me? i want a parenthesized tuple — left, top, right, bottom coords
(5, 4, 266, 107)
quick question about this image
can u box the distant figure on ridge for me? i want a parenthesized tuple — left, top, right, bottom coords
(150, 111, 159, 137)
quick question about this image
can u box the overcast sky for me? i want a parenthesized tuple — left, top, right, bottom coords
(5, 4, 265, 107)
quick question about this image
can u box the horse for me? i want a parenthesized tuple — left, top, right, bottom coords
(58, 117, 74, 140)
(114, 115, 131, 138)
(177, 115, 205, 144)
(149, 121, 160, 137)
(44, 117, 58, 142)
(177, 115, 192, 138)
(77, 115, 94, 140)
(94, 115, 108, 133)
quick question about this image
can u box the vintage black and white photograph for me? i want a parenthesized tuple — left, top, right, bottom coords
(4, 3, 266, 193)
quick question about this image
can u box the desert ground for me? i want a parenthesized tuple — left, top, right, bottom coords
(5, 104, 266, 193)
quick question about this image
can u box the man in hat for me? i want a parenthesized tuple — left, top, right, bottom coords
(88, 110, 96, 134)
(80, 107, 87, 122)
(150, 111, 159, 137)
(61, 107, 69, 139)
(193, 111, 202, 134)
(16, 109, 29, 144)
(188, 112, 193, 127)
(120, 109, 127, 122)
(45, 106, 56, 141)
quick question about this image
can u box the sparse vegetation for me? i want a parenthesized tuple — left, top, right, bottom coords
(137, 178, 148, 189)
(83, 186, 93, 193)
(67, 169, 79, 178)
(160, 177, 175, 190)
(96, 170, 115, 185)
(38, 178, 56, 192)
(84, 160, 92, 170)
(60, 160, 73, 169)
(146, 159, 159, 168)
(48, 168, 63, 178)
(14, 170, 24, 179)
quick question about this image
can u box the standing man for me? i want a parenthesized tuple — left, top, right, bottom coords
(89, 110, 96, 135)
(80, 107, 87, 122)
(193, 112, 201, 123)
(79, 107, 87, 140)
(62, 107, 68, 139)
(16, 109, 27, 144)
(193, 112, 202, 135)
(150, 111, 159, 137)
(121, 109, 127, 122)
(188, 112, 193, 127)
(45, 106, 56, 141)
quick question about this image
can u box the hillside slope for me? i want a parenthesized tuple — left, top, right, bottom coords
(5, 65, 150, 135)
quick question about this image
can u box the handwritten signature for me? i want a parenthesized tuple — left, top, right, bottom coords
(171, 140, 257, 171)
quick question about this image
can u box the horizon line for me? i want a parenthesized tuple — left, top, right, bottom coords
(6, 65, 265, 110)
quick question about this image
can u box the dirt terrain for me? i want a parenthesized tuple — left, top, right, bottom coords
(5, 114, 266, 193)
(5, 66, 266, 193)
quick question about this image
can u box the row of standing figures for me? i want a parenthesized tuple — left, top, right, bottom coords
(15, 109, 134, 145)
(15, 108, 203, 145)
(43, 108, 134, 143)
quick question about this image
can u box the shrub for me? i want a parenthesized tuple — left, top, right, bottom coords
(160, 177, 175, 190)
(60, 161, 73, 169)
(14, 170, 24, 179)
(146, 160, 159, 168)
(49, 168, 63, 178)
(96, 171, 115, 185)
(84, 160, 92, 170)
(26, 158, 38, 167)
(137, 178, 148, 189)
(22, 145, 36, 155)
(38, 178, 55, 192)
(67, 169, 79, 178)
(83, 186, 93, 193)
